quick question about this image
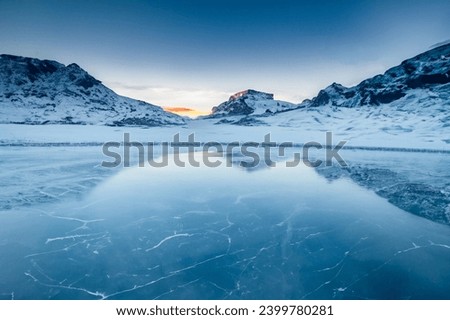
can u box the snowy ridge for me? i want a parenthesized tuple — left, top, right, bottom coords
(0, 54, 185, 126)
(304, 43, 450, 109)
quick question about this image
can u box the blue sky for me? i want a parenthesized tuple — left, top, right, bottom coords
(1, 0, 449, 112)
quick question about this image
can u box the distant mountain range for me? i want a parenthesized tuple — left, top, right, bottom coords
(0, 43, 449, 127)
(0, 55, 185, 126)
(208, 43, 449, 126)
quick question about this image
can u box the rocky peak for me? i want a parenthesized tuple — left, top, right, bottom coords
(229, 89, 274, 101)
(0, 54, 185, 126)
(210, 89, 297, 118)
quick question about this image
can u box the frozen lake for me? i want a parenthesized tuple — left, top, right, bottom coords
(0, 149, 449, 299)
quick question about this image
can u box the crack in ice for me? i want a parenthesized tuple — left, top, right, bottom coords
(145, 233, 192, 252)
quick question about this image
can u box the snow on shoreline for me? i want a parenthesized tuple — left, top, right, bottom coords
(0, 120, 449, 151)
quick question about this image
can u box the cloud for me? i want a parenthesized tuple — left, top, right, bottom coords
(106, 82, 155, 91)
(164, 107, 195, 113)
(105, 81, 231, 112)
(163, 107, 210, 118)
(105, 58, 389, 111)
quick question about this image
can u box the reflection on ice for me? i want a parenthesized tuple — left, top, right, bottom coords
(0, 152, 449, 299)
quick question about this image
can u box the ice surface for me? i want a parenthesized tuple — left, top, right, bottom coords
(0, 152, 449, 299)
(1, 118, 449, 150)
(313, 150, 450, 225)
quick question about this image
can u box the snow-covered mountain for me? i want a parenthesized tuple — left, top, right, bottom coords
(264, 44, 450, 139)
(1, 43, 448, 130)
(0, 54, 185, 126)
(211, 44, 450, 129)
(206, 89, 297, 124)
(304, 43, 449, 109)
(206, 44, 449, 146)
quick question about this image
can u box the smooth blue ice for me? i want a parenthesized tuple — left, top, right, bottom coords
(0, 152, 449, 299)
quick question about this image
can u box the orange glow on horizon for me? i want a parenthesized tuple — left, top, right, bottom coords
(164, 106, 210, 118)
